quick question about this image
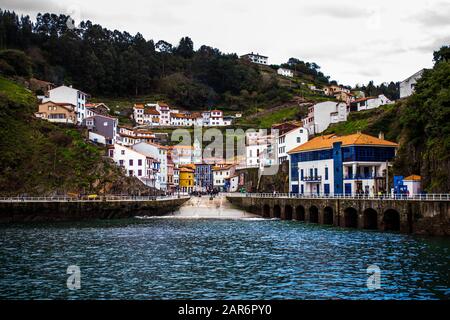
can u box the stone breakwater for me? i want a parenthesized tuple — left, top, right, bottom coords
(227, 196, 450, 236)
(0, 198, 189, 223)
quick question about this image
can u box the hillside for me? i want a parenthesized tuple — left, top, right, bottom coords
(0, 76, 151, 196)
(325, 56, 450, 193)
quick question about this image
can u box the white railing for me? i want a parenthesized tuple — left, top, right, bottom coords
(222, 193, 450, 201)
(0, 195, 190, 203)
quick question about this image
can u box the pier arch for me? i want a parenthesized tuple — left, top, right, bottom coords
(344, 207, 358, 228)
(273, 205, 281, 219)
(294, 206, 305, 221)
(309, 206, 319, 223)
(383, 209, 400, 231)
(262, 204, 271, 218)
(284, 205, 293, 220)
(323, 207, 334, 225)
(363, 208, 378, 230)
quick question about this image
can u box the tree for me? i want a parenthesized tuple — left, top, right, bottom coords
(433, 45, 450, 64)
(175, 36, 194, 59)
(0, 49, 32, 77)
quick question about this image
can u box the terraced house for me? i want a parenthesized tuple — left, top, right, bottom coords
(288, 132, 398, 196)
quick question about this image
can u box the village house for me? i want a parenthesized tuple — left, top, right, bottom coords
(277, 68, 294, 78)
(84, 114, 118, 145)
(240, 52, 268, 65)
(400, 69, 426, 99)
(86, 103, 110, 117)
(245, 130, 278, 168)
(226, 175, 240, 192)
(179, 164, 195, 194)
(333, 90, 354, 104)
(324, 85, 350, 97)
(156, 102, 171, 125)
(170, 145, 194, 165)
(277, 126, 309, 164)
(213, 164, 236, 191)
(116, 126, 156, 147)
(194, 163, 214, 192)
(350, 94, 392, 112)
(302, 101, 349, 135)
(41, 85, 88, 124)
(288, 132, 398, 196)
(35, 101, 77, 124)
(403, 175, 422, 196)
(109, 143, 160, 188)
(132, 142, 169, 191)
(209, 110, 225, 126)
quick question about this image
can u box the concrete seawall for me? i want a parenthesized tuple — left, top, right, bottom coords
(0, 198, 190, 223)
(227, 196, 450, 236)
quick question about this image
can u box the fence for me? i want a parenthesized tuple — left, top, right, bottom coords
(0, 195, 190, 203)
(222, 192, 450, 201)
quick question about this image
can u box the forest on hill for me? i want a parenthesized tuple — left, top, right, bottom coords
(0, 9, 401, 112)
(0, 10, 334, 111)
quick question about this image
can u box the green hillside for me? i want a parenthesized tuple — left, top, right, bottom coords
(0, 76, 149, 196)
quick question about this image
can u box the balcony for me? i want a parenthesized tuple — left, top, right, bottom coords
(344, 174, 379, 180)
(301, 176, 322, 182)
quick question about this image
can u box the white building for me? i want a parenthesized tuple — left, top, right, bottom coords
(42, 85, 87, 124)
(109, 144, 160, 188)
(302, 101, 349, 135)
(116, 126, 156, 147)
(245, 130, 277, 168)
(350, 94, 392, 112)
(400, 69, 425, 99)
(288, 133, 398, 196)
(277, 127, 309, 164)
(403, 175, 422, 196)
(132, 142, 169, 190)
(277, 68, 294, 78)
(213, 165, 236, 191)
(170, 145, 194, 166)
(209, 110, 225, 126)
(240, 52, 268, 65)
(227, 175, 240, 192)
(133, 104, 160, 126)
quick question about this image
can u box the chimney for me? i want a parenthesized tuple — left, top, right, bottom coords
(378, 132, 385, 140)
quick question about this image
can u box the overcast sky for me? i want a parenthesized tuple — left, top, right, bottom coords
(2, 0, 449, 85)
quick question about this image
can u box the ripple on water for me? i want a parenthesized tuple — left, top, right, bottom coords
(0, 218, 449, 299)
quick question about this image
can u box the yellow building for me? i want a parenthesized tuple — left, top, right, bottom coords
(179, 165, 196, 193)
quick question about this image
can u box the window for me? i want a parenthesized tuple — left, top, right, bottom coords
(121, 150, 125, 155)
(325, 167, 329, 180)
(138, 170, 142, 176)
(119, 160, 124, 166)
(297, 137, 301, 143)
(128, 170, 133, 176)
(129, 159, 133, 166)
(104, 122, 108, 126)
(138, 159, 142, 166)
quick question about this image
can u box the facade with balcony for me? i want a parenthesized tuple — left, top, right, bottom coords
(288, 133, 398, 196)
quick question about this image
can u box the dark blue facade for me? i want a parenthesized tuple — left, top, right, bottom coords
(195, 164, 213, 191)
(333, 142, 344, 195)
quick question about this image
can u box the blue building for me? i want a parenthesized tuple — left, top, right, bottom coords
(288, 133, 398, 196)
(194, 163, 213, 192)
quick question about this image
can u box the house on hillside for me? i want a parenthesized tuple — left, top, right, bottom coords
(240, 52, 268, 65)
(132, 142, 169, 191)
(350, 94, 391, 112)
(86, 103, 110, 117)
(277, 126, 309, 164)
(41, 85, 88, 124)
(35, 101, 77, 124)
(109, 143, 160, 188)
(302, 101, 348, 135)
(400, 69, 426, 98)
(84, 114, 118, 145)
(277, 68, 294, 78)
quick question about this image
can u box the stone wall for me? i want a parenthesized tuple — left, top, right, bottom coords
(0, 198, 189, 223)
(227, 196, 450, 236)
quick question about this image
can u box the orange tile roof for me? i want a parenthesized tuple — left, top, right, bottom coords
(134, 104, 145, 109)
(144, 107, 160, 115)
(404, 175, 421, 181)
(288, 133, 398, 153)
